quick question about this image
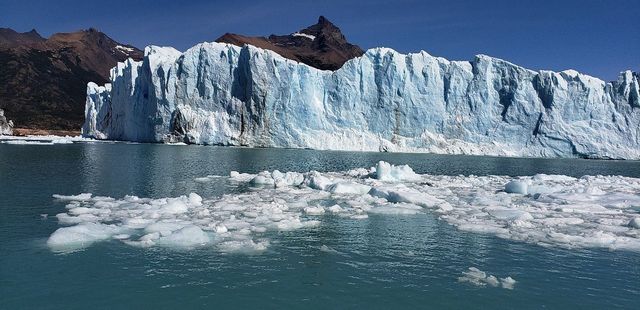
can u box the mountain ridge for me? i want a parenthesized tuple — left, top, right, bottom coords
(0, 28, 143, 130)
(215, 16, 364, 70)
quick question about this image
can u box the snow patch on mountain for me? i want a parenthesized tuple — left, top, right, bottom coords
(292, 32, 316, 40)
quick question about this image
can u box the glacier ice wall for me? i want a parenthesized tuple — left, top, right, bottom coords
(0, 109, 14, 135)
(83, 43, 640, 159)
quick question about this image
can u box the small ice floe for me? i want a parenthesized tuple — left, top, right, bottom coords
(504, 180, 528, 194)
(194, 175, 223, 183)
(319, 244, 340, 254)
(304, 206, 326, 215)
(500, 276, 517, 290)
(458, 267, 517, 290)
(374, 161, 421, 182)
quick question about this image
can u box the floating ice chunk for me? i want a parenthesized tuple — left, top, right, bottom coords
(144, 222, 185, 236)
(486, 208, 533, 221)
(194, 175, 221, 183)
(386, 188, 443, 208)
(140, 232, 160, 241)
(458, 267, 488, 286)
(505, 180, 528, 194)
(188, 193, 203, 206)
(327, 182, 371, 194)
(217, 239, 269, 253)
(305, 172, 332, 190)
(304, 206, 325, 215)
(161, 199, 189, 214)
(485, 275, 500, 287)
(458, 267, 515, 289)
(229, 171, 255, 182)
(327, 204, 344, 213)
(123, 217, 155, 229)
(532, 174, 576, 182)
(68, 207, 93, 215)
(271, 170, 305, 187)
(53, 193, 93, 201)
(157, 226, 210, 248)
(368, 204, 422, 215)
(250, 172, 276, 186)
(351, 214, 369, 220)
(56, 213, 96, 225)
(500, 277, 517, 289)
(374, 161, 421, 182)
(47, 223, 123, 252)
(194, 177, 210, 183)
(629, 218, 640, 229)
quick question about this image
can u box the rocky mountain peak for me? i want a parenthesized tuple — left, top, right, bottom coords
(0, 27, 143, 130)
(0, 28, 45, 48)
(216, 16, 364, 70)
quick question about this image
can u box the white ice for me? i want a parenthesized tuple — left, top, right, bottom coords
(291, 32, 316, 40)
(458, 267, 516, 289)
(48, 162, 640, 253)
(83, 42, 640, 159)
(115, 45, 135, 53)
(0, 135, 97, 145)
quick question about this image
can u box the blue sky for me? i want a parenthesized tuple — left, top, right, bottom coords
(2, 0, 638, 80)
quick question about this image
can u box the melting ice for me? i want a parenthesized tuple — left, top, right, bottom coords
(458, 267, 517, 290)
(47, 161, 640, 253)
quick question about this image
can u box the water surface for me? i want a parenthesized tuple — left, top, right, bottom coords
(1, 143, 639, 309)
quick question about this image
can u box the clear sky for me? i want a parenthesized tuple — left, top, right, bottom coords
(2, 0, 638, 81)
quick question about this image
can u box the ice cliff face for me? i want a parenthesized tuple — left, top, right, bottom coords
(83, 43, 640, 159)
(0, 109, 14, 135)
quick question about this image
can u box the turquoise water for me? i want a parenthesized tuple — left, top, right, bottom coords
(1, 143, 639, 309)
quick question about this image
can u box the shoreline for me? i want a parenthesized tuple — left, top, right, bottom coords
(11, 127, 81, 137)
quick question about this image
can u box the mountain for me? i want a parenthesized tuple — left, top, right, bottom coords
(216, 16, 364, 70)
(0, 28, 143, 130)
(83, 41, 640, 159)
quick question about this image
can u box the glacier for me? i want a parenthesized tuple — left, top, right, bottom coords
(82, 42, 640, 159)
(0, 109, 14, 135)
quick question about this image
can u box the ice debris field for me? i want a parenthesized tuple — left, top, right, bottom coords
(47, 161, 640, 253)
(0, 135, 96, 145)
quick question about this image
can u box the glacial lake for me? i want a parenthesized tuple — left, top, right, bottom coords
(1, 142, 639, 309)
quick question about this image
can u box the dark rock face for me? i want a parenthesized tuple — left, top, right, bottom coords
(0, 28, 143, 130)
(216, 16, 364, 71)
